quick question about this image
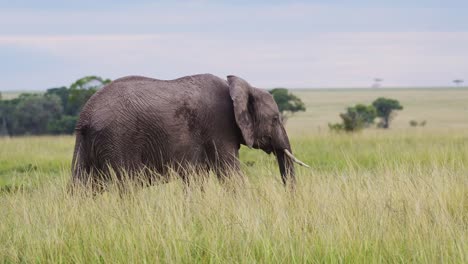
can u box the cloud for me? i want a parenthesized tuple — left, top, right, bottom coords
(1, 2, 467, 35)
(1, 31, 467, 90)
(1, 1, 467, 89)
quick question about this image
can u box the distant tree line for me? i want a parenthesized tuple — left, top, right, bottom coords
(0, 76, 111, 136)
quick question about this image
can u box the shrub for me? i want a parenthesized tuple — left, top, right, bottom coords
(330, 104, 377, 132)
(328, 123, 345, 132)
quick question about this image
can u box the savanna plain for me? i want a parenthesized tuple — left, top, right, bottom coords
(0, 88, 467, 263)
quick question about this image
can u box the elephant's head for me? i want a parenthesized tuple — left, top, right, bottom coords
(228, 75, 309, 186)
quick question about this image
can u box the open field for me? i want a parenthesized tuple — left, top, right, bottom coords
(288, 88, 468, 134)
(0, 89, 467, 262)
(0, 91, 40, 100)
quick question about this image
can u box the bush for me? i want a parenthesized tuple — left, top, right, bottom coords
(330, 104, 377, 132)
(409, 120, 427, 127)
(328, 123, 345, 132)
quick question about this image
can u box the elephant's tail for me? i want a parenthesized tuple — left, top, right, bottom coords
(71, 126, 90, 186)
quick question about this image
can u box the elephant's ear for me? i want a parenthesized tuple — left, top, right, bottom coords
(227, 75, 255, 148)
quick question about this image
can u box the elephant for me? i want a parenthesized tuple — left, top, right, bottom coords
(71, 74, 309, 189)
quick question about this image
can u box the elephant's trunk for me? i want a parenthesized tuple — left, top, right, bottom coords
(276, 149, 296, 186)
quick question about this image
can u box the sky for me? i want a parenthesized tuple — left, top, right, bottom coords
(1, 0, 467, 90)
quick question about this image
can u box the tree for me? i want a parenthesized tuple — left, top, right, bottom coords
(269, 88, 306, 122)
(372, 78, 383, 88)
(372, 97, 403, 129)
(0, 97, 21, 136)
(11, 94, 63, 135)
(0, 92, 8, 136)
(45, 86, 69, 113)
(0, 115, 7, 136)
(67, 76, 111, 115)
(453, 79, 464, 87)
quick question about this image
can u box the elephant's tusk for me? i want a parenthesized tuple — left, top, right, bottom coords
(284, 149, 311, 168)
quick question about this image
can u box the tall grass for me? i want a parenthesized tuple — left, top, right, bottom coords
(0, 130, 466, 263)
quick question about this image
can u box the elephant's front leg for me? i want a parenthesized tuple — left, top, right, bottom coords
(208, 144, 244, 184)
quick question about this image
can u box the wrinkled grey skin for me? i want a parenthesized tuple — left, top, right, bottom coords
(71, 74, 295, 188)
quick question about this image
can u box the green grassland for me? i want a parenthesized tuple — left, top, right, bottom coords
(0, 89, 467, 263)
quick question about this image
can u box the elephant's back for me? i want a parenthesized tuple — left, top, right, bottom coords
(76, 73, 231, 133)
(90, 73, 228, 103)
(110, 74, 228, 93)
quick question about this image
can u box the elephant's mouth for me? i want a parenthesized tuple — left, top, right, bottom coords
(256, 136, 274, 154)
